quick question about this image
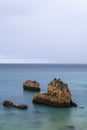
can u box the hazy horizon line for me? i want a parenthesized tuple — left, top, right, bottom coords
(0, 58, 87, 64)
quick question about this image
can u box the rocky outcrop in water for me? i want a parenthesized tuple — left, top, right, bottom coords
(33, 78, 77, 107)
(23, 80, 40, 91)
(3, 100, 28, 110)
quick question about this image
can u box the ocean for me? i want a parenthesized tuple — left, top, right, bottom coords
(0, 64, 87, 130)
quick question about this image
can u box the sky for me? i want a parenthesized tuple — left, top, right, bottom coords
(0, 0, 87, 63)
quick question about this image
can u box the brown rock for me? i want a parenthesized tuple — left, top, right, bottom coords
(3, 100, 28, 110)
(3, 100, 14, 107)
(33, 78, 77, 107)
(16, 104, 28, 109)
(23, 80, 40, 91)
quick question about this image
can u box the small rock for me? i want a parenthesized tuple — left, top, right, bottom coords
(66, 125, 75, 130)
(33, 110, 42, 114)
(3, 100, 28, 110)
(23, 80, 40, 91)
(79, 107, 85, 109)
(16, 104, 28, 109)
(3, 100, 14, 107)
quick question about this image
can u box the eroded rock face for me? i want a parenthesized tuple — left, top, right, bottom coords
(3, 100, 28, 110)
(48, 79, 71, 105)
(33, 78, 77, 107)
(23, 80, 40, 91)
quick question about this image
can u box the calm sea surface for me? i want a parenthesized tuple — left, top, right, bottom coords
(0, 64, 87, 130)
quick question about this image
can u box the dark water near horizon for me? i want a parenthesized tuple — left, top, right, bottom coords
(0, 64, 87, 130)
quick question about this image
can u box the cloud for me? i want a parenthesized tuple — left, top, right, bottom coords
(0, 0, 87, 64)
(0, 54, 6, 58)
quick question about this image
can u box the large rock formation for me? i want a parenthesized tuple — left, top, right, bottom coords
(23, 80, 40, 91)
(33, 78, 77, 107)
(3, 100, 28, 110)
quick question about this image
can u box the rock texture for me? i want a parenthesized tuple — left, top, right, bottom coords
(3, 100, 28, 110)
(3, 100, 14, 107)
(33, 78, 77, 107)
(23, 80, 40, 91)
(16, 104, 28, 109)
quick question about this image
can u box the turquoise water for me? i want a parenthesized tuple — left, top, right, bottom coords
(0, 64, 87, 130)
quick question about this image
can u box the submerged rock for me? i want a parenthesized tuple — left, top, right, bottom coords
(33, 78, 77, 107)
(66, 125, 75, 130)
(3, 100, 28, 110)
(23, 80, 40, 91)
